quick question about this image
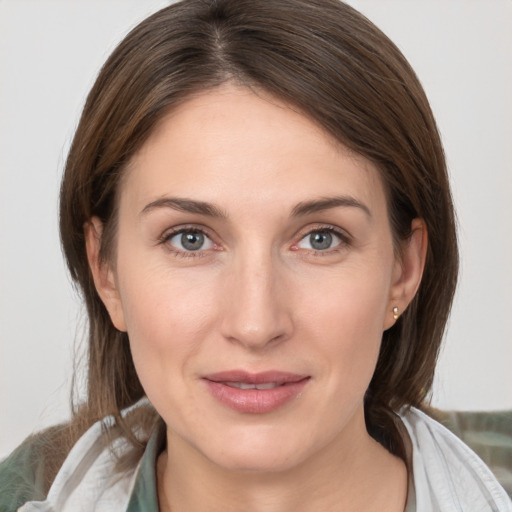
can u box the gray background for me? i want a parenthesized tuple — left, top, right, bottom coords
(1, 0, 511, 459)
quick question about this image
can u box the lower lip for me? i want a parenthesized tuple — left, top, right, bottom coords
(204, 379, 310, 414)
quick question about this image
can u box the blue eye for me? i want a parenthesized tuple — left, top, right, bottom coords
(167, 230, 214, 252)
(298, 229, 343, 251)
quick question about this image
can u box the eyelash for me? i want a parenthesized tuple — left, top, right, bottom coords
(294, 225, 351, 256)
(159, 225, 351, 258)
(159, 226, 217, 259)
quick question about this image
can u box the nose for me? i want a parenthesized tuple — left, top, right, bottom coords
(220, 248, 293, 350)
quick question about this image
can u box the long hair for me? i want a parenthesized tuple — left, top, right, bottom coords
(57, 0, 457, 486)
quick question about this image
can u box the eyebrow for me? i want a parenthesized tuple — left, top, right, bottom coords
(140, 197, 228, 218)
(140, 195, 371, 219)
(291, 196, 371, 218)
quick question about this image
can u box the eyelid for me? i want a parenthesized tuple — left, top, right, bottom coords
(159, 224, 221, 256)
(158, 223, 351, 256)
(291, 224, 352, 251)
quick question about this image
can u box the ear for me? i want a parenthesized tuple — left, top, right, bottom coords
(84, 217, 127, 332)
(384, 218, 428, 330)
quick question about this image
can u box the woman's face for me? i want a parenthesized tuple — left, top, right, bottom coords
(90, 85, 423, 473)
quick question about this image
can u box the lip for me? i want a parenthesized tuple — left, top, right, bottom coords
(202, 370, 310, 414)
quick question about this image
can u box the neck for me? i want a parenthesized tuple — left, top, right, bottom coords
(157, 410, 408, 512)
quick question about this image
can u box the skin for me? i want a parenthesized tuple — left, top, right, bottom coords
(86, 84, 427, 511)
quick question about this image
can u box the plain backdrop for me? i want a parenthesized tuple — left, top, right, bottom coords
(1, 0, 511, 460)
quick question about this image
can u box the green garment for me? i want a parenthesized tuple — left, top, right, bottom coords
(0, 432, 47, 510)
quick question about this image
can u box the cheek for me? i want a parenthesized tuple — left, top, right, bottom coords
(302, 258, 391, 335)
(115, 255, 220, 379)
(302, 262, 392, 381)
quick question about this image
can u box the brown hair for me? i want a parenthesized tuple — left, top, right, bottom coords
(56, 0, 457, 487)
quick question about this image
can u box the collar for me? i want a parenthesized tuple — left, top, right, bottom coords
(126, 421, 166, 511)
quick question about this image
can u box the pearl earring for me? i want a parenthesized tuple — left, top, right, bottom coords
(393, 307, 399, 320)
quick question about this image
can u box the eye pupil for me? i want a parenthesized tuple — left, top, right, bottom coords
(310, 231, 332, 250)
(181, 232, 204, 251)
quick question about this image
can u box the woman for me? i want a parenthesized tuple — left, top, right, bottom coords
(1, 0, 510, 510)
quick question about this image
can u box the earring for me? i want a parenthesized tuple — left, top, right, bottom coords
(393, 307, 399, 320)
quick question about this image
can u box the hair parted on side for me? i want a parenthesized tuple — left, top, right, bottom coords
(58, 0, 458, 481)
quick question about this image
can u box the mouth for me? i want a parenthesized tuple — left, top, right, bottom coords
(223, 381, 284, 390)
(202, 371, 310, 414)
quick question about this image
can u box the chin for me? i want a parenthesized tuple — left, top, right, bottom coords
(196, 426, 315, 474)
(209, 447, 303, 474)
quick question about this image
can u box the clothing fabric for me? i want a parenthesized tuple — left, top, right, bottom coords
(1, 406, 511, 511)
(400, 408, 511, 511)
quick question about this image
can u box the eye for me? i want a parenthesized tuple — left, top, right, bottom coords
(166, 229, 214, 252)
(297, 228, 344, 251)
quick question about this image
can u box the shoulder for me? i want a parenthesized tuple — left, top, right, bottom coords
(11, 418, 134, 511)
(431, 408, 512, 494)
(0, 426, 65, 512)
(400, 407, 512, 511)
(13, 405, 160, 511)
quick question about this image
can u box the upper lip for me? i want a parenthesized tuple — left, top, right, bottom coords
(203, 370, 309, 385)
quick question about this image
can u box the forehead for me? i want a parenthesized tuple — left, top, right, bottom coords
(122, 85, 387, 217)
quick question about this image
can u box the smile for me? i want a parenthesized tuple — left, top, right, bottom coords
(202, 371, 310, 414)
